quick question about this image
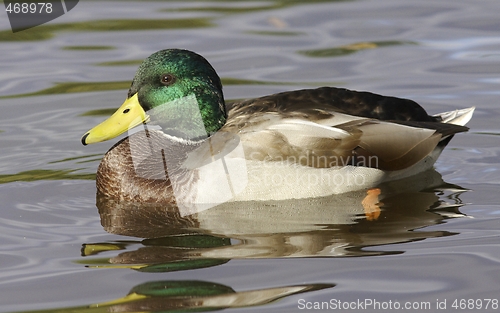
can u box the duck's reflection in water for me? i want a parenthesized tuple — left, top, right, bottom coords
(84, 169, 467, 265)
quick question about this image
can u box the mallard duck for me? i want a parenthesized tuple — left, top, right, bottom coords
(82, 49, 474, 208)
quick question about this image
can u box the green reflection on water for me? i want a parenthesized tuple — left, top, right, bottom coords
(0, 18, 213, 42)
(0, 81, 130, 99)
(165, 3, 277, 14)
(0, 169, 95, 183)
(80, 108, 118, 117)
(473, 131, 500, 136)
(221, 77, 289, 86)
(221, 77, 338, 87)
(96, 59, 143, 66)
(49, 154, 103, 164)
(2, 77, 330, 99)
(246, 30, 303, 36)
(63, 46, 115, 50)
(166, 0, 351, 14)
(300, 40, 416, 57)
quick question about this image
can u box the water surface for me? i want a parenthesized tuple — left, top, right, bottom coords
(1, 0, 500, 312)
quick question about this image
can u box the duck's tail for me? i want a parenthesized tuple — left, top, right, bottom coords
(434, 106, 475, 127)
(433, 106, 475, 150)
(390, 106, 474, 139)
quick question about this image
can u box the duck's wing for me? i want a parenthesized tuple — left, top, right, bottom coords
(232, 115, 445, 170)
(223, 87, 472, 171)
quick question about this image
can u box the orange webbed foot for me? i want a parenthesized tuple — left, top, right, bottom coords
(362, 188, 383, 221)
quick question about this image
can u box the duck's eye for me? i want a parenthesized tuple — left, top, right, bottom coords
(123, 108, 130, 114)
(160, 74, 175, 86)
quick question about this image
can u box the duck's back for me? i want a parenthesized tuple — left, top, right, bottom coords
(227, 87, 439, 123)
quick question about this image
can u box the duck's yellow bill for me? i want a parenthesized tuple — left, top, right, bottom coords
(81, 93, 149, 145)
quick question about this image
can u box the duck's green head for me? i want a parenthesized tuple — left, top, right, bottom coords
(81, 49, 226, 145)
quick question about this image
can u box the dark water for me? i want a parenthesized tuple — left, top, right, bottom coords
(1, 1, 500, 312)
